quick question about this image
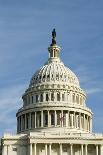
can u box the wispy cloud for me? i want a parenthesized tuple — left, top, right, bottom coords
(86, 88, 103, 94)
(0, 83, 26, 136)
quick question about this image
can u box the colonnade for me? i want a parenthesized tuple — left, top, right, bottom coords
(23, 91, 85, 106)
(17, 110, 92, 133)
(2, 143, 102, 155)
(29, 143, 101, 155)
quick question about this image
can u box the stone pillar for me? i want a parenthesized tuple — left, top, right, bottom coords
(34, 143, 36, 155)
(83, 114, 85, 130)
(49, 144, 51, 155)
(20, 116, 22, 131)
(2, 145, 7, 155)
(55, 110, 57, 127)
(60, 143, 62, 155)
(29, 113, 31, 129)
(35, 112, 36, 128)
(45, 144, 47, 155)
(85, 144, 87, 155)
(25, 114, 27, 130)
(41, 110, 43, 127)
(90, 117, 92, 132)
(81, 144, 83, 155)
(74, 112, 76, 128)
(30, 144, 32, 155)
(71, 114, 74, 128)
(70, 144, 73, 155)
(100, 145, 103, 155)
(86, 116, 88, 131)
(96, 145, 98, 155)
(79, 113, 81, 129)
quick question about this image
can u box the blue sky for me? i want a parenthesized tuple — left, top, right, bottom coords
(0, 0, 103, 136)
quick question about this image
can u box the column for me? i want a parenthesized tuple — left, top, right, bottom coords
(45, 144, 47, 155)
(71, 114, 73, 128)
(70, 144, 73, 155)
(30, 144, 32, 155)
(83, 114, 85, 130)
(90, 117, 92, 132)
(20, 116, 22, 131)
(86, 116, 88, 131)
(96, 145, 98, 155)
(74, 112, 76, 128)
(34, 143, 36, 155)
(18, 117, 20, 132)
(35, 112, 36, 128)
(41, 110, 43, 127)
(48, 111, 50, 127)
(79, 113, 81, 129)
(25, 114, 27, 130)
(85, 144, 87, 155)
(49, 144, 51, 155)
(60, 143, 62, 155)
(100, 145, 103, 155)
(2, 145, 7, 155)
(29, 113, 31, 129)
(55, 110, 57, 127)
(81, 144, 83, 155)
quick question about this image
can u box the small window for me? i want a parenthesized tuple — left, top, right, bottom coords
(43, 75, 45, 79)
(57, 93, 60, 101)
(76, 95, 79, 104)
(62, 94, 64, 101)
(40, 94, 43, 102)
(32, 96, 33, 103)
(46, 94, 49, 101)
(80, 97, 82, 105)
(51, 93, 54, 101)
(47, 74, 50, 78)
(12, 148, 17, 151)
(72, 94, 75, 103)
(36, 95, 39, 102)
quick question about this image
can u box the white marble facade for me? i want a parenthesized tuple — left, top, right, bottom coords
(1, 29, 103, 155)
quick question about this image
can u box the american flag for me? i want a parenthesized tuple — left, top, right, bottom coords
(59, 115, 65, 122)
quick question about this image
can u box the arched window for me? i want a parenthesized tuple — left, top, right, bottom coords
(51, 93, 54, 101)
(76, 95, 79, 104)
(80, 97, 82, 105)
(40, 94, 43, 102)
(28, 96, 30, 104)
(62, 94, 65, 101)
(46, 93, 49, 101)
(72, 94, 75, 103)
(57, 93, 60, 101)
(36, 95, 39, 102)
(32, 96, 34, 103)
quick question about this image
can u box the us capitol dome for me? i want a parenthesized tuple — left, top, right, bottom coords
(1, 29, 103, 155)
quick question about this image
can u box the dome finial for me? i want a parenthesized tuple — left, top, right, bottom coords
(51, 28, 56, 46)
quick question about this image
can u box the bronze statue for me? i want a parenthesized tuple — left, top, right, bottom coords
(51, 28, 56, 46)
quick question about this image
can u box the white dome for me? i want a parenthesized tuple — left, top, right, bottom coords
(29, 58, 79, 87)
